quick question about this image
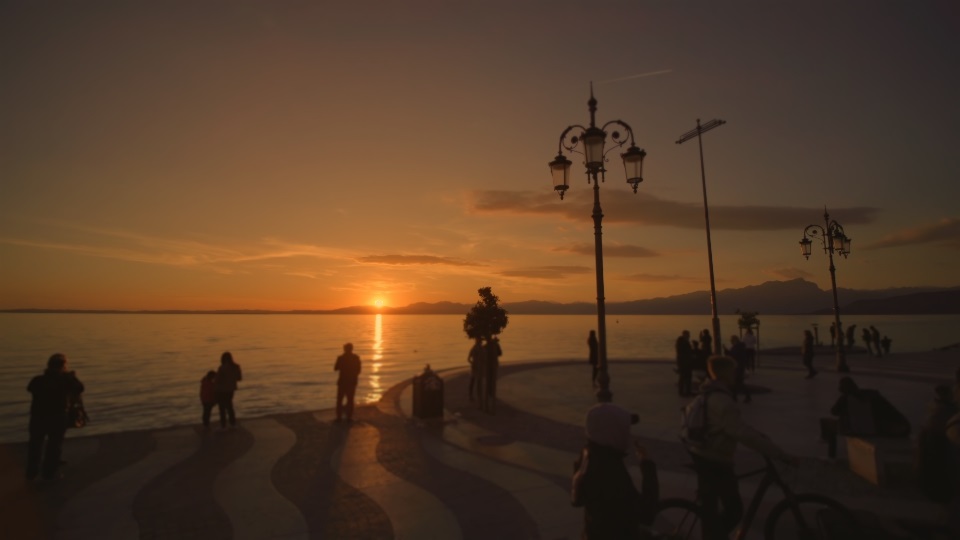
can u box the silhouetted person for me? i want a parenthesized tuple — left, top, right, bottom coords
(686, 356, 795, 540)
(467, 337, 486, 402)
(742, 328, 757, 372)
(862, 328, 874, 356)
(587, 330, 599, 386)
(870, 326, 882, 357)
(881, 335, 891, 355)
(200, 370, 217, 429)
(725, 336, 751, 403)
(819, 376, 911, 459)
(846, 324, 857, 348)
(573, 390, 658, 539)
(699, 329, 713, 357)
(676, 330, 694, 396)
(216, 351, 242, 429)
(801, 330, 817, 378)
(334, 342, 361, 422)
(27, 353, 84, 481)
(485, 337, 502, 413)
(829, 322, 837, 347)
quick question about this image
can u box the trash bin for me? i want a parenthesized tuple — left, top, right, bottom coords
(412, 365, 444, 419)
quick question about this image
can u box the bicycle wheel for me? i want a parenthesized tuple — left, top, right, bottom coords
(763, 493, 854, 540)
(649, 498, 704, 540)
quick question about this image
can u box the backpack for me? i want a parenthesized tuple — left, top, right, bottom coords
(680, 392, 711, 447)
(916, 416, 960, 503)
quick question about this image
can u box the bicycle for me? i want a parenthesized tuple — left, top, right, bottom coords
(650, 455, 855, 540)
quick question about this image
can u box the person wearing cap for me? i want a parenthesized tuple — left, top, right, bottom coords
(26, 353, 85, 481)
(572, 390, 659, 539)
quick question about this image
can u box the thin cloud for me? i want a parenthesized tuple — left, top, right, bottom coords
(596, 70, 674, 85)
(620, 273, 698, 283)
(498, 266, 591, 279)
(356, 254, 478, 266)
(765, 267, 815, 280)
(468, 190, 879, 231)
(555, 242, 659, 258)
(865, 217, 960, 250)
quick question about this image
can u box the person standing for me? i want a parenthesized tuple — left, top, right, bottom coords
(699, 329, 713, 357)
(26, 353, 85, 481)
(685, 356, 796, 540)
(845, 324, 857, 349)
(199, 370, 217, 429)
(870, 326, 883, 357)
(215, 352, 243, 429)
(587, 330, 599, 387)
(881, 335, 892, 355)
(742, 328, 757, 372)
(485, 337, 503, 413)
(467, 337, 486, 403)
(725, 336, 751, 403)
(801, 330, 817, 378)
(334, 343, 362, 422)
(676, 330, 694, 396)
(862, 328, 874, 356)
(574, 392, 658, 539)
(829, 322, 837, 347)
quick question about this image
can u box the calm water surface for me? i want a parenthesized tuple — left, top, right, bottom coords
(1, 313, 957, 443)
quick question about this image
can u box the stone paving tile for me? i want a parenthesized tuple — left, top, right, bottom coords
(133, 427, 253, 540)
(0, 430, 155, 540)
(272, 411, 393, 539)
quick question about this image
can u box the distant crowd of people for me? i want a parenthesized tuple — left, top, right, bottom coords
(828, 322, 892, 356)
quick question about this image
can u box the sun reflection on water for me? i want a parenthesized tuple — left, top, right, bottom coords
(368, 313, 383, 400)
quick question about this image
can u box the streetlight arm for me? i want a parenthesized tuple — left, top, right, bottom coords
(802, 224, 829, 251)
(557, 124, 589, 155)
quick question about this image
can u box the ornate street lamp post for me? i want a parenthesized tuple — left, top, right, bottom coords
(549, 86, 646, 401)
(799, 208, 852, 372)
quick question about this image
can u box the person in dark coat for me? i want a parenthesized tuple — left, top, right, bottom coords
(587, 330, 599, 386)
(725, 336, 751, 403)
(845, 324, 857, 349)
(801, 330, 817, 378)
(676, 330, 694, 396)
(573, 391, 658, 539)
(820, 376, 911, 458)
(216, 351, 243, 428)
(334, 343, 361, 422)
(26, 353, 85, 481)
(870, 326, 883, 357)
(699, 329, 713, 357)
(862, 328, 874, 356)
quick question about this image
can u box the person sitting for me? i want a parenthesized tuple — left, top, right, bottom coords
(573, 389, 659, 539)
(819, 376, 911, 459)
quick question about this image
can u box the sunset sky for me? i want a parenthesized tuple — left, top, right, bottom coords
(2, 1, 959, 311)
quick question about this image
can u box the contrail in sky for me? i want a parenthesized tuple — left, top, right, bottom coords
(596, 69, 673, 85)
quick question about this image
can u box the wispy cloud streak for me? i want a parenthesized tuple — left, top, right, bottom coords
(596, 70, 674, 85)
(468, 190, 879, 231)
(865, 218, 960, 250)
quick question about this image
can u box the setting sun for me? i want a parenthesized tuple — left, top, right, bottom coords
(373, 298, 385, 308)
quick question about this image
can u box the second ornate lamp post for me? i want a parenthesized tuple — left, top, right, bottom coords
(799, 208, 852, 372)
(549, 86, 647, 401)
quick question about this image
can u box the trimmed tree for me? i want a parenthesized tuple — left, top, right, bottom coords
(463, 287, 509, 340)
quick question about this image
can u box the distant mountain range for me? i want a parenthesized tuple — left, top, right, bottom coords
(6, 279, 959, 315)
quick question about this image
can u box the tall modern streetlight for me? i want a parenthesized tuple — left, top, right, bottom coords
(676, 118, 726, 355)
(799, 208, 852, 373)
(549, 86, 646, 401)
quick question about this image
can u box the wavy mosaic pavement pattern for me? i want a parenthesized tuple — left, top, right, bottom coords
(213, 418, 308, 540)
(57, 427, 197, 540)
(333, 423, 462, 540)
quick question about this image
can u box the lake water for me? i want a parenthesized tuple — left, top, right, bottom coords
(1, 313, 957, 443)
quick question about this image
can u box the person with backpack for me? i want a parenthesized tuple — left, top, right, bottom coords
(681, 355, 796, 540)
(26, 353, 85, 481)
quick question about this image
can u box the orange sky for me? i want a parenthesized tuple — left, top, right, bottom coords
(2, 1, 959, 310)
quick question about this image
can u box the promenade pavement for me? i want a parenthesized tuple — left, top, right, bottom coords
(1, 348, 957, 539)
